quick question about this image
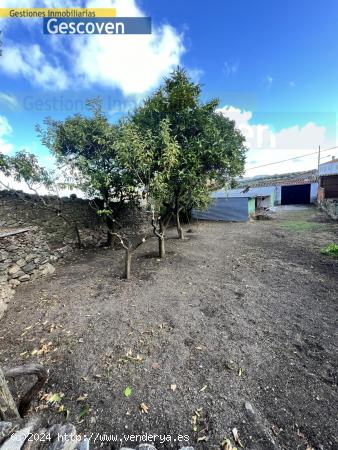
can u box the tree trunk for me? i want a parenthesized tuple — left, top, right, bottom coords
(158, 218, 165, 258)
(106, 215, 113, 247)
(158, 236, 165, 258)
(0, 367, 19, 421)
(176, 210, 184, 240)
(124, 248, 131, 280)
(74, 224, 82, 248)
(5, 364, 48, 417)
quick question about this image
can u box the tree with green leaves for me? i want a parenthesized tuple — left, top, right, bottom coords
(37, 98, 136, 246)
(132, 67, 247, 238)
(117, 118, 179, 261)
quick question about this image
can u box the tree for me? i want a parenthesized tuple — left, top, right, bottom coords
(117, 118, 179, 260)
(132, 67, 247, 238)
(37, 98, 136, 246)
(0, 151, 83, 247)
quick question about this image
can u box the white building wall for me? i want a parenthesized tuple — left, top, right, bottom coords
(275, 186, 282, 205)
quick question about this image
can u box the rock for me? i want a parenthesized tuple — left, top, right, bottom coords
(25, 253, 35, 263)
(10, 270, 25, 279)
(74, 439, 90, 450)
(7, 245, 18, 252)
(48, 423, 78, 450)
(0, 422, 18, 445)
(15, 258, 26, 267)
(9, 279, 20, 287)
(0, 274, 8, 283)
(245, 401, 255, 416)
(8, 264, 21, 275)
(0, 262, 10, 271)
(39, 263, 55, 276)
(1, 421, 37, 450)
(19, 274, 30, 282)
(0, 250, 9, 262)
(22, 262, 37, 273)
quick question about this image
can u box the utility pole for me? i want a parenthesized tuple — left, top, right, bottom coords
(317, 145, 321, 181)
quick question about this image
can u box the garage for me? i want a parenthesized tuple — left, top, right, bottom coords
(281, 184, 311, 205)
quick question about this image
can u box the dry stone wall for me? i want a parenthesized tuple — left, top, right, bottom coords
(0, 190, 102, 245)
(0, 228, 59, 318)
(319, 198, 338, 220)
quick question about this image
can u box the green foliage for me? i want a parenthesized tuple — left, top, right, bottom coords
(117, 118, 179, 212)
(36, 68, 247, 230)
(123, 386, 133, 398)
(37, 98, 135, 204)
(321, 243, 338, 257)
(0, 150, 53, 189)
(131, 67, 247, 214)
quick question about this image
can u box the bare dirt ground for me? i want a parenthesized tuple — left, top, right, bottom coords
(1, 207, 337, 450)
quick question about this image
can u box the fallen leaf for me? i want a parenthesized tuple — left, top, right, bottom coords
(124, 386, 132, 398)
(221, 438, 233, 450)
(271, 424, 282, 436)
(139, 402, 149, 414)
(79, 405, 90, 419)
(232, 428, 243, 448)
(191, 414, 197, 432)
(48, 393, 62, 404)
(76, 394, 88, 402)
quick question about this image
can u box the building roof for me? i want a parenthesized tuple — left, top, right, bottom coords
(319, 158, 338, 176)
(212, 186, 275, 198)
(320, 158, 338, 165)
(249, 175, 317, 187)
(238, 170, 318, 188)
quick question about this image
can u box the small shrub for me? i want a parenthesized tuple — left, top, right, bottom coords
(321, 243, 338, 257)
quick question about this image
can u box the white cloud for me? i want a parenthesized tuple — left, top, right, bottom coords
(0, 93, 19, 110)
(0, 0, 186, 95)
(223, 60, 239, 77)
(1, 44, 69, 90)
(0, 115, 14, 154)
(218, 106, 335, 176)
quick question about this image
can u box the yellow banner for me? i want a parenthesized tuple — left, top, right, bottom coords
(0, 8, 116, 18)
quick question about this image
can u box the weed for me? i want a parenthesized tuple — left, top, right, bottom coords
(321, 244, 338, 257)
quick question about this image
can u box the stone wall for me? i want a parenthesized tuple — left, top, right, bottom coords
(0, 228, 59, 318)
(0, 190, 102, 245)
(319, 198, 338, 220)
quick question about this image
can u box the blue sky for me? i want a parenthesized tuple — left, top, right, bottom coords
(0, 0, 337, 176)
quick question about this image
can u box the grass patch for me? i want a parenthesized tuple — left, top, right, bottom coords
(280, 220, 321, 232)
(321, 244, 338, 258)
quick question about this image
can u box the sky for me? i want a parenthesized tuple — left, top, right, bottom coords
(0, 0, 338, 180)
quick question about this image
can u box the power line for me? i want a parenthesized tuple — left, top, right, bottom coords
(245, 145, 338, 171)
